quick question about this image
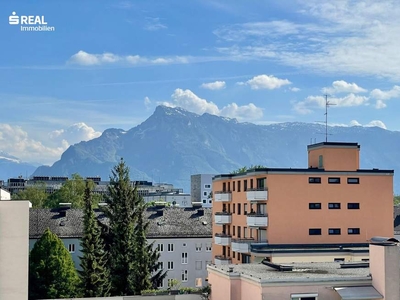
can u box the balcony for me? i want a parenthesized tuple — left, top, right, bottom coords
(231, 238, 254, 253)
(246, 188, 268, 202)
(214, 212, 232, 225)
(214, 255, 232, 265)
(214, 233, 232, 246)
(247, 213, 268, 227)
(214, 191, 232, 202)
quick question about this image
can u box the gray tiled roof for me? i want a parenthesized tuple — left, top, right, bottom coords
(30, 207, 212, 239)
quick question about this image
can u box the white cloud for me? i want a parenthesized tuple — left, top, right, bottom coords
(349, 120, 362, 126)
(144, 17, 167, 31)
(49, 123, 101, 146)
(0, 124, 68, 164)
(370, 85, 400, 108)
(68, 51, 190, 66)
(144, 96, 152, 109)
(200, 81, 226, 90)
(335, 119, 386, 129)
(162, 88, 263, 121)
(293, 93, 369, 114)
(323, 80, 367, 94)
(289, 87, 301, 92)
(365, 120, 387, 129)
(214, 1, 400, 79)
(237, 74, 291, 90)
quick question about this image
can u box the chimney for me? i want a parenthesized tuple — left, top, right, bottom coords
(58, 203, 71, 217)
(369, 236, 400, 300)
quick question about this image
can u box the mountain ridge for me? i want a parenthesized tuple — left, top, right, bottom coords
(29, 105, 399, 193)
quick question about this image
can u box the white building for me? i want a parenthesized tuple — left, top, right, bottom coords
(0, 188, 11, 200)
(191, 174, 214, 208)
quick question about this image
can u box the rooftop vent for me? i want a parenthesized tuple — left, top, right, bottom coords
(340, 262, 369, 269)
(197, 209, 204, 216)
(202, 221, 208, 225)
(156, 210, 164, 217)
(369, 236, 399, 245)
(192, 202, 202, 207)
(262, 259, 293, 271)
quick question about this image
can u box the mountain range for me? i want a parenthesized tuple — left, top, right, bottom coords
(0, 151, 37, 182)
(28, 105, 400, 194)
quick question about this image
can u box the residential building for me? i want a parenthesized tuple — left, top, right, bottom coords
(0, 197, 31, 300)
(0, 187, 10, 200)
(212, 142, 394, 264)
(29, 206, 212, 288)
(191, 174, 214, 207)
(207, 236, 400, 300)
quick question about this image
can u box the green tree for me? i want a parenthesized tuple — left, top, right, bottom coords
(12, 182, 48, 208)
(394, 195, 400, 206)
(29, 228, 81, 299)
(231, 165, 266, 174)
(79, 181, 111, 297)
(45, 174, 102, 208)
(105, 159, 138, 295)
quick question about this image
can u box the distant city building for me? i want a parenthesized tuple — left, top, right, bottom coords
(0, 196, 30, 300)
(191, 174, 215, 208)
(29, 206, 212, 289)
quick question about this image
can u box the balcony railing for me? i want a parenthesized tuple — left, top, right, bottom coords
(214, 212, 232, 224)
(246, 187, 268, 202)
(214, 191, 232, 202)
(214, 233, 232, 246)
(231, 238, 254, 253)
(247, 213, 268, 227)
(214, 255, 232, 265)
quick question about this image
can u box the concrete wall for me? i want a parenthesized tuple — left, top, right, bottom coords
(0, 200, 30, 300)
(0, 188, 11, 200)
(191, 174, 214, 208)
(252, 252, 369, 264)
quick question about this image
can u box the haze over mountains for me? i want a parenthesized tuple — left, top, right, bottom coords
(22, 105, 397, 194)
(0, 151, 37, 181)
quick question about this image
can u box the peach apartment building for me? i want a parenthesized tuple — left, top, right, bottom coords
(212, 142, 394, 265)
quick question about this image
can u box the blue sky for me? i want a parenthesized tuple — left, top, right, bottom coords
(1, 0, 399, 164)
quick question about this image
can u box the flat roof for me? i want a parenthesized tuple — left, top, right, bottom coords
(208, 262, 371, 283)
(251, 243, 369, 254)
(334, 286, 383, 300)
(307, 142, 360, 150)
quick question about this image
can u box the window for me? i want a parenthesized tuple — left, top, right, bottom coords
(233, 252, 235, 258)
(158, 262, 164, 270)
(195, 278, 203, 287)
(256, 178, 266, 189)
(318, 154, 324, 168)
(203, 191, 207, 196)
(233, 226, 235, 236)
(183, 243, 187, 247)
(157, 243, 164, 252)
(348, 228, 360, 235)
(244, 180, 248, 191)
(157, 280, 164, 288)
(237, 253, 241, 260)
(68, 243, 75, 253)
(233, 181, 235, 191)
(168, 243, 174, 252)
(291, 293, 318, 300)
(328, 203, 341, 209)
(237, 226, 241, 238)
(222, 182, 226, 192)
(347, 203, 360, 209)
(205, 184, 211, 189)
(328, 177, 341, 184)
(237, 203, 241, 215)
(334, 258, 345, 262)
(181, 252, 188, 264)
(205, 243, 212, 252)
(195, 243, 202, 252)
(202, 199, 206, 203)
(244, 203, 248, 215)
(347, 177, 360, 184)
(250, 179, 254, 189)
(181, 270, 188, 282)
(233, 203, 235, 214)
(195, 261, 202, 270)
(168, 261, 174, 270)
(329, 228, 341, 235)
(227, 182, 231, 191)
(309, 228, 321, 235)
(308, 177, 321, 184)
(237, 181, 241, 192)
(309, 203, 321, 209)
(168, 279, 175, 287)
(209, 199, 212, 204)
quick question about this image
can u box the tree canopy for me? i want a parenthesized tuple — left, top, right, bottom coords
(29, 228, 81, 299)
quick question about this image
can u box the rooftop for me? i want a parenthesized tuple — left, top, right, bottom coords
(307, 142, 360, 150)
(208, 261, 371, 283)
(29, 206, 212, 239)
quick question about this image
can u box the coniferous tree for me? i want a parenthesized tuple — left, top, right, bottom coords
(29, 228, 81, 299)
(79, 181, 111, 297)
(105, 159, 138, 295)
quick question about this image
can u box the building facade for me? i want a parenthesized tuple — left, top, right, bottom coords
(29, 206, 212, 288)
(212, 142, 394, 264)
(191, 174, 214, 208)
(0, 188, 11, 200)
(0, 198, 30, 300)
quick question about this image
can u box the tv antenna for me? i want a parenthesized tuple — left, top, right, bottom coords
(315, 94, 336, 142)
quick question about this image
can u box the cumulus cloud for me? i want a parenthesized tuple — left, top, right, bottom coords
(0, 124, 68, 164)
(162, 88, 263, 121)
(323, 80, 367, 94)
(68, 51, 190, 66)
(144, 96, 152, 109)
(237, 74, 291, 90)
(200, 81, 226, 90)
(293, 93, 369, 114)
(369, 85, 400, 109)
(289, 87, 301, 92)
(349, 120, 387, 129)
(49, 123, 101, 146)
(349, 120, 362, 126)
